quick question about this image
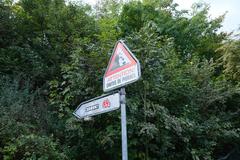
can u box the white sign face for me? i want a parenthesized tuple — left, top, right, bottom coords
(73, 92, 120, 119)
(103, 40, 141, 92)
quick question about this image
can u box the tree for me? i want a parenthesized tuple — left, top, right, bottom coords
(217, 36, 240, 82)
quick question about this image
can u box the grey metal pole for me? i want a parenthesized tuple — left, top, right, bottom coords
(120, 88, 128, 160)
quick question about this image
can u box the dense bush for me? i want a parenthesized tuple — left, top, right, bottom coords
(0, 0, 239, 159)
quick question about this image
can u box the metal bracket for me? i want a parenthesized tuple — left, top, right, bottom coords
(84, 116, 93, 121)
(120, 88, 126, 104)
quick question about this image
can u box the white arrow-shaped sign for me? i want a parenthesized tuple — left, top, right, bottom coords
(73, 92, 120, 119)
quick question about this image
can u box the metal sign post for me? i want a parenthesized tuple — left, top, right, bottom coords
(102, 40, 141, 160)
(74, 40, 141, 160)
(120, 88, 128, 160)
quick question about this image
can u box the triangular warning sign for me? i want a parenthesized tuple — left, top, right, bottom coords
(103, 40, 141, 92)
(105, 41, 137, 77)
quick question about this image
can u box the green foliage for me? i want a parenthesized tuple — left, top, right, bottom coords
(217, 37, 240, 82)
(121, 22, 240, 159)
(1, 0, 240, 159)
(118, 1, 226, 59)
(2, 134, 66, 160)
(0, 75, 67, 159)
